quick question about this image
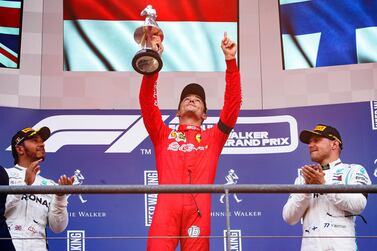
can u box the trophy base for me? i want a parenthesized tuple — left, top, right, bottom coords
(132, 49, 163, 75)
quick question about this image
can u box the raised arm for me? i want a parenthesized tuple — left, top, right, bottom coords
(218, 32, 242, 134)
(138, 34, 168, 144)
(49, 174, 74, 233)
(139, 73, 166, 142)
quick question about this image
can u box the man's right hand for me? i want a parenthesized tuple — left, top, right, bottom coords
(301, 164, 325, 185)
(25, 159, 42, 185)
(151, 35, 163, 55)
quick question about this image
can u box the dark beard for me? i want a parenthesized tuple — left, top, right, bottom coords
(25, 148, 46, 162)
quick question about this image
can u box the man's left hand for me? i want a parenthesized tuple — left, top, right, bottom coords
(57, 175, 74, 196)
(58, 175, 75, 186)
(221, 32, 237, 60)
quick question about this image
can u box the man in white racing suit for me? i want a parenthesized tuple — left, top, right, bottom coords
(5, 127, 74, 251)
(283, 124, 371, 251)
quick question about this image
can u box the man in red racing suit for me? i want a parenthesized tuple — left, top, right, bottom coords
(139, 33, 241, 251)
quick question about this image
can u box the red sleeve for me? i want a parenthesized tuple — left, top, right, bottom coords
(139, 73, 166, 144)
(218, 59, 242, 134)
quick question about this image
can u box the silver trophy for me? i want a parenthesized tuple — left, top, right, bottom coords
(132, 5, 164, 75)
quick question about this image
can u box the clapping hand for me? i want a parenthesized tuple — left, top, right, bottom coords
(24, 159, 42, 185)
(301, 164, 325, 184)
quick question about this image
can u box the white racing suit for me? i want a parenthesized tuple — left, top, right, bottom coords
(283, 159, 371, 251)
(5, 165, 69, 251)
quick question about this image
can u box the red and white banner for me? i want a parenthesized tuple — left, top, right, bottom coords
(63, 0, 238, 71)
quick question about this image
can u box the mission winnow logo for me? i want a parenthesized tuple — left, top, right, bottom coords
(144, 170, 158, 226)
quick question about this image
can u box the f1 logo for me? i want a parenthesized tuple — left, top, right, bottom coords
(6, 115, 170, 153)
(6, 114, 298, 155)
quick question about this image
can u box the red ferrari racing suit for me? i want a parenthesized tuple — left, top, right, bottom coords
(139, 59, 241, 251)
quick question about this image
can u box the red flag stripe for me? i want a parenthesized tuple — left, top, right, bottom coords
(0, 7, 20, 28)
(0, 46, 17, 64)
(63, 0, 238, 22)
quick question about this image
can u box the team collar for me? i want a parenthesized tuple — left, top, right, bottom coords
(322, 159, 342, 170)
(14, 164, 27, 171)
(14, 163, 42, 175)
(178, 124, 202, 132)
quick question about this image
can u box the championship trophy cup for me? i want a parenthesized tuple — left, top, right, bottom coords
(132, 5, 164, 75)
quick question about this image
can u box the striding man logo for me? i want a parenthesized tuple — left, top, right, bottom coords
(220, 169, 242, 203)
(68, 169, 87, 203)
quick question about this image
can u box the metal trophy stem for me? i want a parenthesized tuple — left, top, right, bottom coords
(132, 5, 164, 75)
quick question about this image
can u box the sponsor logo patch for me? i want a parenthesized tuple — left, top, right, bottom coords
(167, 142, 207, 152)
(168, 131, 186, 142)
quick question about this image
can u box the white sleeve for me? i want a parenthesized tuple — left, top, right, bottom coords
(282, 176, 311, 225)
(48, 194, 69, 233)
(326, 165, 371, 215)
(5, 193, 24, 213)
